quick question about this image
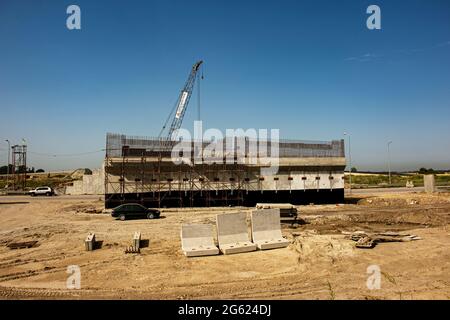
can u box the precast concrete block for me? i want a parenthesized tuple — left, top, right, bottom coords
(251, 209, 289, 250)
(133, 231, 141, 249)
(216, 212, 256, 254)
(180, 224, 219, 257)
(85, 233, 95, 251)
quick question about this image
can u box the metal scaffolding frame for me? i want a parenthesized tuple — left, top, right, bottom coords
(104, 133, 346, 208)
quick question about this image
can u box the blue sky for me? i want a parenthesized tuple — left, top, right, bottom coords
(0, 0, 449, 171)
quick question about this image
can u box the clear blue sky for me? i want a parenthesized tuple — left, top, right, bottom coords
(0, 0, 449, 171)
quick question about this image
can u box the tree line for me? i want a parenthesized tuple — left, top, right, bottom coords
(0, 165, 45, 174)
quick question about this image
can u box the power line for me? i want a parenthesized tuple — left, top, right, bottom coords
(28, 149, 106, 158)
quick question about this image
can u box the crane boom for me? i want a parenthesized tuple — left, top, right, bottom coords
(159, 61, 203, 144)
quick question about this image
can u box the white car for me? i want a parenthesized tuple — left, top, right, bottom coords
(29, 186, 54, 197)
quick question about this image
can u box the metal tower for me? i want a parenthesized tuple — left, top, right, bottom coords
(11, 144, 27, 190)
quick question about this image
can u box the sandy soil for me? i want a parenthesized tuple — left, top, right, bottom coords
(0, 192, 449, 300)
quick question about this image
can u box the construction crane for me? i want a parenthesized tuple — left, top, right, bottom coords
(158, 60, 203, 145)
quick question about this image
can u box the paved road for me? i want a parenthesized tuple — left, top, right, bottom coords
(1, 186, 449, 203)
(346, 186, 450, 195)
(0, 194, 103, 203)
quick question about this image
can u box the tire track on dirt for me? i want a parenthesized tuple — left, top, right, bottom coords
(0, 256, 124, 283)
(0, 253, 80, 269)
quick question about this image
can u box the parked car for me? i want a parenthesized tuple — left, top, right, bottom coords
(111, 203, 160, 221)
(29, 186, 54, 197)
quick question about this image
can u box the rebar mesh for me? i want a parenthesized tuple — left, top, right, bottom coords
(105, 133, 345, 158)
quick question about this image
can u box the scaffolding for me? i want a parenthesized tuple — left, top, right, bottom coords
(104, 133, 346, 208)
(104, 154, 248, 208)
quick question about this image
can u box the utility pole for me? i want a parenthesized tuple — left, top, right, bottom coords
(387, 141, 392, 185)
(5, 139, 10, 190)
(344, 132, 352, 194)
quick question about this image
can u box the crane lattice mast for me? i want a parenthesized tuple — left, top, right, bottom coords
(158, 60, 203, 145)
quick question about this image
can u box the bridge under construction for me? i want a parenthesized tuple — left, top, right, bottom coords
(103, 60, 346, 208)
(104, 133, 346, 208)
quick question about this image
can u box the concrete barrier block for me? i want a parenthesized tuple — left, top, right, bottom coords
(251, 209, 289, 250)
(216, 212, 256, 254)
(181, 224, 219, 257)
(85, 233, 95, 251)
(133, 231, 141, 249)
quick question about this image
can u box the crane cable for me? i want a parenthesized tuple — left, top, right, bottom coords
(197, 66, 201, 121)
(197, 64, 204, 121)
(158, 98, 179, 139)
(28, 149, 105, 158)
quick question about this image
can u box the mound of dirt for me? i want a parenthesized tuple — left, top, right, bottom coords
(348, 211, 448, 227)
(61, 203, 104, 214)
(288, 231, 355, 266)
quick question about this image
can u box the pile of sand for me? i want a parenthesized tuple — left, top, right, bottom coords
(288, 231, 355, 267)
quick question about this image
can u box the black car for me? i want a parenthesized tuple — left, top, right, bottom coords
(111, 203, 160, 221)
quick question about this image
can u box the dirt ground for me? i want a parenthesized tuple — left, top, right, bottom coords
(0, 191, 449, 300)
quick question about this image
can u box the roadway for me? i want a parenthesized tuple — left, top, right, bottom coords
(1, 186, 449, 203)
(346, 186, 450, 195)
(0, 194, 102, 203)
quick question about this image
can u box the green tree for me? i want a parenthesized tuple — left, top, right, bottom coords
(0, 165, 12, 175)
(419, 168, 434, 174)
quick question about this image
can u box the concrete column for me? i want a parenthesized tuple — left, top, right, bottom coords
(424, 174, 435, 193)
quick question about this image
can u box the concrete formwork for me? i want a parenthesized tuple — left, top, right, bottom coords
(180, 224, 219, 257)
(250, 209, 290, 250)
(216, 212, 257, 254)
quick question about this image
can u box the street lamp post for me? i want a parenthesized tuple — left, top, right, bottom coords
(344, 132, 352, 194)
(387, 141, 392, 185)
(5, 140, 10, 190)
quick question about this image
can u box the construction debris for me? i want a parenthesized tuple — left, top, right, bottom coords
(7, 240, 39, 250)
(123, 232, 143, 254)
(255, 203, 298, 218)
(125, 246, 140, 254)
(344, 231, 421, 249)
(355, 237, 375, 248)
